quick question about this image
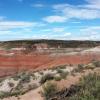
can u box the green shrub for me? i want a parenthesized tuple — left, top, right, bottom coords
(54, 76, 62, 81)
(12, 75, 21, 81)
(85, 63, 95, 69)
(40, 73, 54, 84)
(39, 71, 44, 75)
(42, 82, 58, 100)
(51, 66, 58, 71)
(67, 73, 100, 100)
(92, 60, 100, 67)
(8, 82, 14, 87)
(50, 73, 100, 100)
(0, 92, 11, 99)
(20, 73, 30, 84)
(71, 64, 84, 73)
(57, 68, 64, 74)
(58, 65, 66, 69)
(51, 65, 66, 71)
(60, 71, 68, 79)
(77, 64, 84, 71)
(28, 84, 38, 90)
(0, 78, 4, 83)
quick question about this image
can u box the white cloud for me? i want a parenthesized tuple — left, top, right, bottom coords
(0, 31, 13, 35)
(64, 8, 99, 19)
(51, 32, 71, 40)
(70, 21, 81, 24)
(0, 21, 45, 31)
(53, 4, 100, 19)
(43, 2, 100, 23)
(31, 32, 71, 40)
(0, 21, 34, 30)
(31, 4, 44, 8)
(77, 26, 100, 40)
(84, 0, 100, 9)
(39, 27, 65, 33)
(86, 0, 100, 4)
(43, 15, 66, 23)
(63, 32, 71, 36)
(81, 26, 100, 32)
(52, 27, 65, 32)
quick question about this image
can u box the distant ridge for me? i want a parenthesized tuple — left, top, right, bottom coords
(0, 39, 100, 48)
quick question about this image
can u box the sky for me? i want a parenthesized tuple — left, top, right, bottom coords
(0, 0, 100, 41)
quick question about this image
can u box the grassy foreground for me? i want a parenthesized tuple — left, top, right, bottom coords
(42, 73, 100, 100)
(67, 73, 100, 100)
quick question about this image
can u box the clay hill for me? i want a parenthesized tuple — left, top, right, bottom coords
(0, 39, 100, 77)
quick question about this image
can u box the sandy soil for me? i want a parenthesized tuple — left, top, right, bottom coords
(2, 87, 43, 100)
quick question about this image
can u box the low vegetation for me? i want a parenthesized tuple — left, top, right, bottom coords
(54, 76, 62, 81)
(40, 73, 54, 84)
(92, 60, 100, 67)
(42, 82, 58, 100)
(0, 60, 99, 99)
(67, 73, 100, 100)
(48, 73, 100, 100)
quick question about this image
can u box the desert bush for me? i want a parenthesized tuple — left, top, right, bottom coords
(57, 68, 64, 74)
(8, 82, 14, 87)
(60, 71, 69, 79)
(57, 68, 68, 79)
(92, 60, 100, 67)
(20, 73, 31, 84)
(0, 91, 21, 99)
(78, 64, 84, 69)
(0, 78, 4, 83)
(71, 68, 79, 75)
(67, 73, 100, 100)
(11, 84, 38, 97)
(51, 66, 58, 71)
(42, 82, 58, 100)
(54, 76, 62, 81)
(69, 64, 73, 66)
(12, 75, 21, 81)
(77, 64, 84, 72)
(84, 63, 95, 70)
(0, 92, 11, 99)
(71, 64, 84, 74)
(50, 73, 100, 100)
(40, 73, 54, 84)
(39, 71, 44, 75)
(30, 73, 36, 80)
(58, 65, 66, 69)
(51, 65, 66, 71)
(28, 83, 38, 90)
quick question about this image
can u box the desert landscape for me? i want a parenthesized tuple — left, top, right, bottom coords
(0, 40, 100, 100)
(0, 0, 100, 99)
(0, 40, 100, 76)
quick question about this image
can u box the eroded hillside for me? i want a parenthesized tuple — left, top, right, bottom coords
(0, 40, 100, 77)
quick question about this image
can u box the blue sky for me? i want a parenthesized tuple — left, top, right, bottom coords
(0, 0, 100, 41)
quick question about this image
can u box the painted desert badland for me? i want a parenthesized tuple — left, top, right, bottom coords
(0, 40, 100, 100)
(0, 40, 100, 77)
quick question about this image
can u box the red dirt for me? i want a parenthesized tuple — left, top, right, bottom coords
(0, 53, 100, 77)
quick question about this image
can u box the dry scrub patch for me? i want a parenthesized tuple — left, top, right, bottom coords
(0, 61, 100, 100)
